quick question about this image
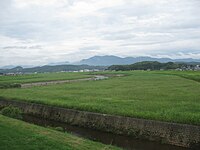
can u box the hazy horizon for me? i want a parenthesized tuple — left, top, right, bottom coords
(1, 0, 200, 66)
(1, 54, 200, 68)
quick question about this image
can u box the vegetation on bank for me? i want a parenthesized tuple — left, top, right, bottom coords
(0, 115, 119, 150)
(0, 71, 199, 125)
(0, 106, 22, 119)
(0, 83, 21, 89)
(108, 61, 197, 71)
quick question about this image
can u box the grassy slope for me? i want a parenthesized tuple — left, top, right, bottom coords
(0, 115, 119, 150)
(0, 72, 91, 84)
(0, 71, 199, 125)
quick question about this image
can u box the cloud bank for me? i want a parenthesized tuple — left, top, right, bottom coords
(0, 0, 200, 66)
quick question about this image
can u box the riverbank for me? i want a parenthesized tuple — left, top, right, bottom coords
(22, 114, 188, 150)
(0, 114, 119, 150)
(0, 99, 199, 149)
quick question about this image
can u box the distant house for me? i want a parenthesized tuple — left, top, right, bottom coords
(194, 65, 200, 71)
(5, 73, 16, 76)
(83, 69, 90, 72)
(79, 69, 91, 72)
(92, 69, 100, 72)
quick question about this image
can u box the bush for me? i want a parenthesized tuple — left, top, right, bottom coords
(0, 106, 22, 119)
(47, 126, 64, 132)
(0, 83, 21, 89)
(54, 127, 64, 132)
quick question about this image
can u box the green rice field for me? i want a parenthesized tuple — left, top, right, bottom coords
(0, 71, 199, 125)
(0, 72, 91, 84)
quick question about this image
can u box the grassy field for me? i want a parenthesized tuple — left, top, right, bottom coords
(0, 115, 119, 150)
(155, 70, 200, 83)
(0, 71, 199, 125)
(0, 72, 91, 84)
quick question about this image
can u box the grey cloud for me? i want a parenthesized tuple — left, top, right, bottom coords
(99, 4, 157, 18)
(101, 30, 136, 41)
(120, 40, 175, 46)
(0, 0, 12, 10)
(2, 45, 42, 49)
(79, 46, 100, 51)
(0, 0, 200, 66)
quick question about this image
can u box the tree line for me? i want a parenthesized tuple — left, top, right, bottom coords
(108, 61, 191, 71)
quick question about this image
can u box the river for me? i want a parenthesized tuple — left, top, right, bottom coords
(22, 114, 188, 150)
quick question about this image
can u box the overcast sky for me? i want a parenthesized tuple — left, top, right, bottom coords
(0, 0, 200, 66)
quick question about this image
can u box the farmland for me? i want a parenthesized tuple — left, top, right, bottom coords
(0, 115, 119, 150)
(0, 72, 91, 84)
(0, 71, 200, 125)
(0, 72, 91, 88)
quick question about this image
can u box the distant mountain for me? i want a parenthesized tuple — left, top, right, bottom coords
(1, 55, 200, 71)
(0, 65, 107, 74)
(76, 55, 132, 66)
(0, 65, 16, 69)
(0, 62, 70, 69)
(76, 55, 200, 66)
(47, 61, 70, 66)
(0, 66, 23, 73)
(0, 65, 34, 69)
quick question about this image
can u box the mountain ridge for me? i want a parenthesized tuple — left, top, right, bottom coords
(1, 55, 200, 69)
(75, 55, 200, 66)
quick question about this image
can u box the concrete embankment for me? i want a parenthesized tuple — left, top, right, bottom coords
(0, 99, 199, 149)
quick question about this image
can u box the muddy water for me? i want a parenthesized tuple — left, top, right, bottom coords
(22, 114, 189, 150)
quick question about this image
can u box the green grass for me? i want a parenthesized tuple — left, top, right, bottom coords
(0, 72, 91, 84)
(0, 115, 119, 150)
(153, 70, 200, 82)
(0, 71, 199, 125)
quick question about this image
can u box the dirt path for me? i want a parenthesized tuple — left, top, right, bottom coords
(21, 75, 108, 88)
